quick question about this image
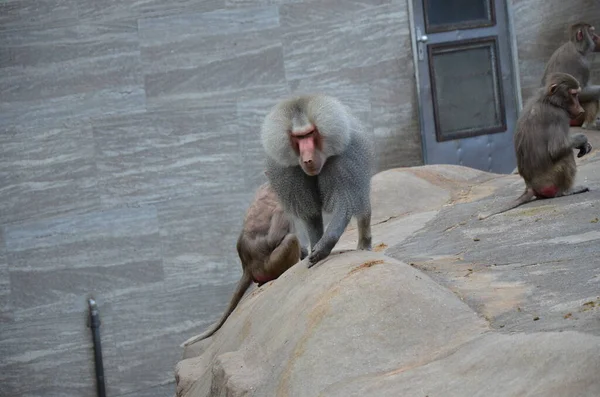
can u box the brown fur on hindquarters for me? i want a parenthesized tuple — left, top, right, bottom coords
(478, 73, 592, 220)
(181, 183, 306, 347)
(542, 22, 600, 129)
(260, 94, 375, 268)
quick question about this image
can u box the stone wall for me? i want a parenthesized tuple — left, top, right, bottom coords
(0, 1, 418, 396)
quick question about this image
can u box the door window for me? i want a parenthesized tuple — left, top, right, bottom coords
(424, 0, 495, 32)
(429, 37, 506, 142)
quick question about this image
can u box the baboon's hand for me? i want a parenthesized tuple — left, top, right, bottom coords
(307, 252, 322, 268)
(578, 142, 592, 158)
(307, 248, 329, 268)
(306, 237, 337, 268)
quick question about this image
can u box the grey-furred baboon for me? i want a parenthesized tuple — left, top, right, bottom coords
(181, 182, 307, 347)
(542, 22, 600, 129)
(260, 94, 374, 268)
(478, 73, 592, 220)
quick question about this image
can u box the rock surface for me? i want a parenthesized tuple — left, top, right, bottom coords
(176, 141, 600, 397)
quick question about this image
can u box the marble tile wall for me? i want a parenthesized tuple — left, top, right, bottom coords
(2, 0, 597, 395)
(0, 1, 418, 396)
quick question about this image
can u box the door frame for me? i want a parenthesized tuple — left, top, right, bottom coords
(407, 0, 524, 172)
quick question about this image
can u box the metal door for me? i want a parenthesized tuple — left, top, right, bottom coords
(410, 0, 520, 173)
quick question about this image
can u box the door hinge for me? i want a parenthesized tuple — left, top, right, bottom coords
(416, 27, 428, 61)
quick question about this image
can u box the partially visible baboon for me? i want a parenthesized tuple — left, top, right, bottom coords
(542, 22, 600, 129)
(261, 94, 374, 268)
(478, 73, 592, 220)
(181, 183, 306, 347)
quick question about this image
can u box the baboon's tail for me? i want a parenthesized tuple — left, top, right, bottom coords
(180, 271, 253, 347)
(478, 188, 535, 220)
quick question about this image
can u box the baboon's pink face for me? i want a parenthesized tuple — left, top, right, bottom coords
(289, 124, 325, 176)
(567, 88, 584, 119)
(576, 25, 600, 52)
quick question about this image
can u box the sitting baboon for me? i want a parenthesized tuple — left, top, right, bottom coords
(181, 182, 306, 346)
(478, 73, 592, 220)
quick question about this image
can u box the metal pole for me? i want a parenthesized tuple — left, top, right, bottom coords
(88, 298, 107, 397)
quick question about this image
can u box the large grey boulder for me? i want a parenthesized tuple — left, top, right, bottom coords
(324, 331, 600, 397)
(176, 251, 489, 397)
(176, 147, 600, 397)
